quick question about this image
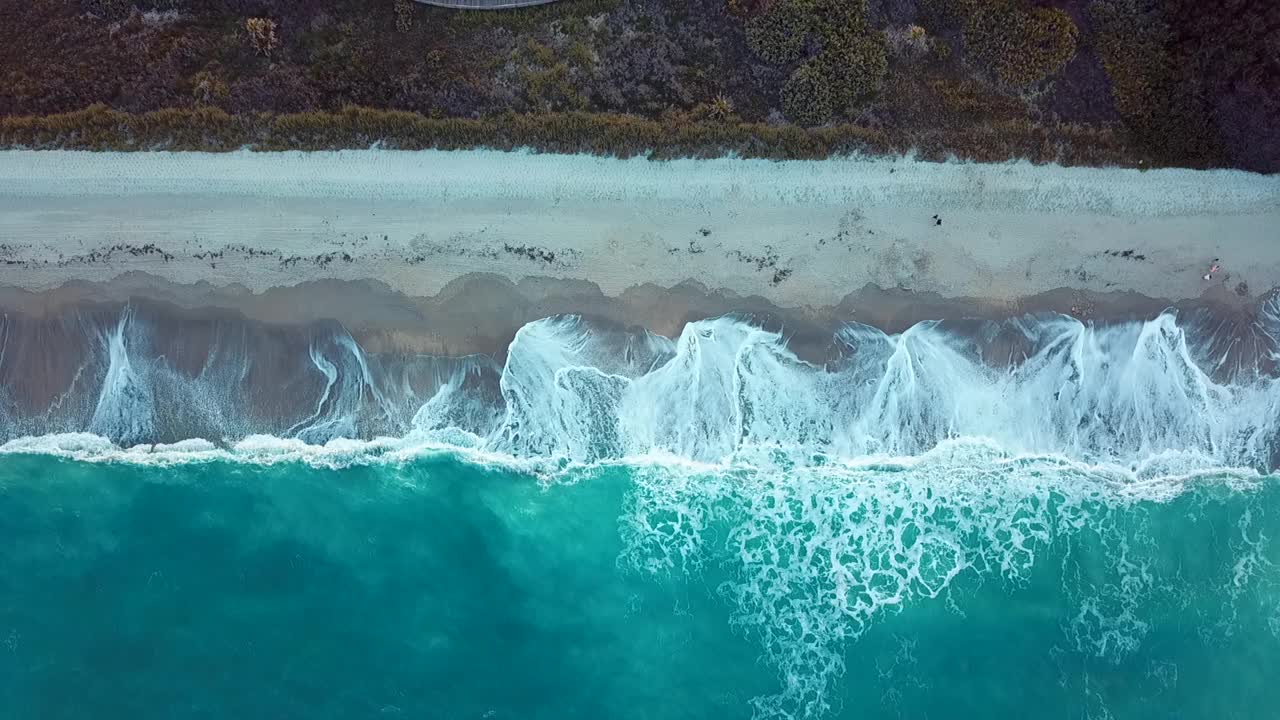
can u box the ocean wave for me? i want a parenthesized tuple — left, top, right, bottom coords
(3, 302, 1279, 471)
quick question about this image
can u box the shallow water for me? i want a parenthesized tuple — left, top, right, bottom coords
(2, 304, 1280, 718)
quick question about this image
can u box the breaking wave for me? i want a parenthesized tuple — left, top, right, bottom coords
(3, 298, 1279, 470)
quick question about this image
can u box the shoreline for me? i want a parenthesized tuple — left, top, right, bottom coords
(2, 142, 1277, 454)
(1, 289, 1275, 461)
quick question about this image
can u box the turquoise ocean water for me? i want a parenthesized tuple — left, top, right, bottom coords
(1, 450, 1278, 719)
(3, 309, 1280, 718)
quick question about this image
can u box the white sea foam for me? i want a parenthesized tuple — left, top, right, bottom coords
(479, 312, 1280, 471)
(619, 437, 1276, 719)
(4, 307, 1279, 473)
(87, 307, 155, 445)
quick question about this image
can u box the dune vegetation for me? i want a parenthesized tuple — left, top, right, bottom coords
(2, 0, 1276, 169)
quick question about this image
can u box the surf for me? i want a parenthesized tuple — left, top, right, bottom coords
(2, 298, 1278, 472)
(3, 300, 1280, 719)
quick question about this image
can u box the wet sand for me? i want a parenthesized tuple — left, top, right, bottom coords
(1, 276, 1275, 438)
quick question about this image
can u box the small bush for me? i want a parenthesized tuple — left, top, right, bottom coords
(1090, 0, 1219, 164)
(394, 0, 413, 33)
(692, 95, 738, 122)
(885, 25, 932, 62)
(964, 1, 1078, 87)
(810, 0, 869, 38)
(244, 18, 279, 58)
(782, 59, 834, 125)
(820, 30, 888, 111)
(191, 70, 230, 107)
(746, 0, 813, 65)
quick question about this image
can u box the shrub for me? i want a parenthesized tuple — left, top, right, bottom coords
(746, 0, 814, 65)
(692, 95, 738, 122)
(810, 0, 869, 38)
(885, 25, 932, 62)
(394, 0, 413, 33)
(964, 1, 1078, 87)
(567, 40, 595, 69)
(782, 59, 834, 125)
(0, 104, 1150, 167)
(923, 76, 1030, 127)
(191, 70, 230, 107)
(244, 18, 279, 57)
(1159, 0, 1280, 171)
(820, 30, 888, 111)
(517, 41, 588, 112)
(1090, 0, 1219, 165)
(1090, 0, 1170, 129)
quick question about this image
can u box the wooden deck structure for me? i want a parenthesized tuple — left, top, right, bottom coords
(414, 0, 562, 8)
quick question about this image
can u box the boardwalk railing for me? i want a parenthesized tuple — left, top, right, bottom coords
(414, 0, 562, 8)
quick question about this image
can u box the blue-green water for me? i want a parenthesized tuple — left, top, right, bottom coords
(2, 448, 1278, 720)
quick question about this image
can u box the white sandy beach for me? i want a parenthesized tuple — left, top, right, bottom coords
(0, 149, 1277, 309)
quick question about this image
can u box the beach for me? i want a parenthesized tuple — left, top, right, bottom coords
(2, 150, 1278, 310)
(2, 148, 1277, 434)
(3, 150, 1280, 720)
(0, 147, 1275, 381)
(0, 148, 1277, 416)
(8, 0, 1280, 708)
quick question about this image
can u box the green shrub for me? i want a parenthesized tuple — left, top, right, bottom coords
(1090, 0, 1219, 164)
(810, 0, 869, 38)
(820, 30, 888, 112)
(779, 32, 886, 125)
(1090, 0, 1175, 125)
(782, 59, 835, 125)
(746, 0, 814, 65)
(963, 1, 1078, 86)
(747, 0, 884, 121)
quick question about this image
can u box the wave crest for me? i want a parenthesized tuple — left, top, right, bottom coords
(3, 305, 1279, 473)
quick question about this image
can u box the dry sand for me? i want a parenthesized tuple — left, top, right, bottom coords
(1, 150, 1277, 316)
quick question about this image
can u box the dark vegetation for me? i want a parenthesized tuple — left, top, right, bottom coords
(1, 0, 1276, 170)
(0, 104, 1144, 166)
